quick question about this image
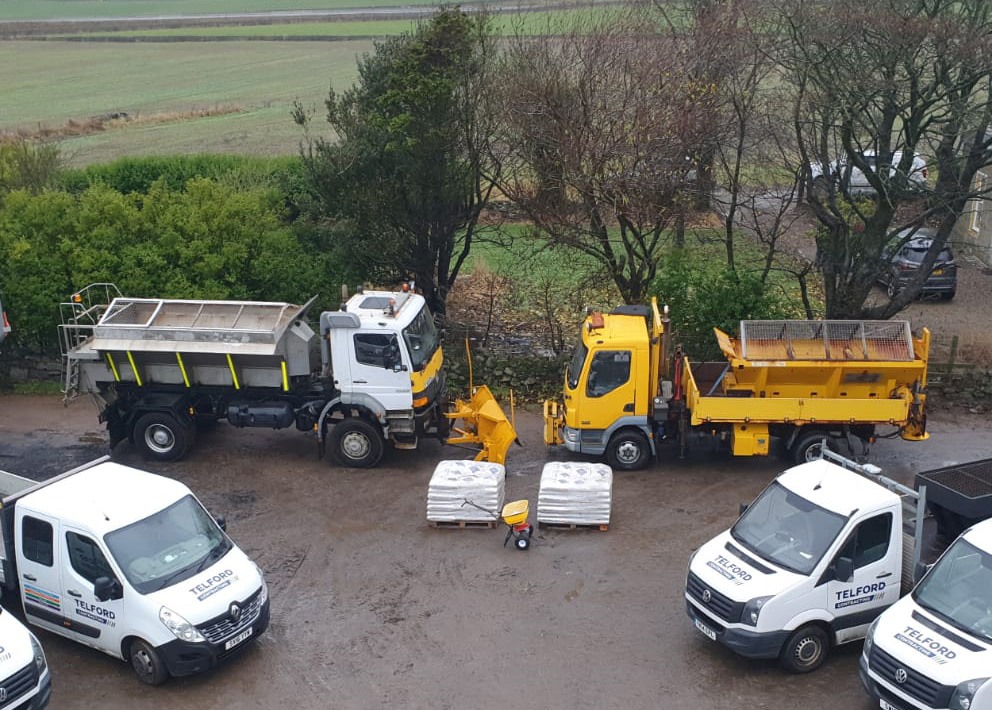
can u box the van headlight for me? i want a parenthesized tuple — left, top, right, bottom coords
(950, 678, 988, 710)
(741, 596, 772, 626)
(253, 562, 268, 605)
(862, 617, 880, 657)
(160, 606, 205, 643)
(29, 633, 47, 673)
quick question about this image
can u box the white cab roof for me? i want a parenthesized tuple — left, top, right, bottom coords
(777, 459, 900, 517)
(19, 462, 190, 537)
(344, 289, 425, 331)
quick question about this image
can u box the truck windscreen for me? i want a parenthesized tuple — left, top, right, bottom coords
(104, 494, 232, 594)
(731, 481, 847, 576)
(912, 538, 992, 643)
(566, 342, 588, 390)
(403, 305, 440, 371)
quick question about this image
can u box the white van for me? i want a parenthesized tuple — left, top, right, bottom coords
(1, 459, 269, 685)
(0, 605, 51, 708)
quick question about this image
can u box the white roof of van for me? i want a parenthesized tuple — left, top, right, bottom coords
(18, 462, 190, 537)
(777, 459, 901, 517)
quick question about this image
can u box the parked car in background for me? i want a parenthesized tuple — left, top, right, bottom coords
(878, 228, 957, 300)
(810, 150, 928, 195)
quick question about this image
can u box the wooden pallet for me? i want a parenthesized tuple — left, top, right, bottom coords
(428, 519, 496, 529)
(538, 521, 609, 531)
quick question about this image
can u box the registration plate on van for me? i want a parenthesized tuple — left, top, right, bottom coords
(694, 618, 717, 641)
(225, 627, 253, 650)
(879, 700, 897, 710)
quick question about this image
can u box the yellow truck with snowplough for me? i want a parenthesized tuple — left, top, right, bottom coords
(543, 300, 929, 469)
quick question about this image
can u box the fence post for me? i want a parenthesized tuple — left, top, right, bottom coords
(947, 335, 959, 374)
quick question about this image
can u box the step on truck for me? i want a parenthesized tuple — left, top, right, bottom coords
(0, 457, 269, 685)
(59, 283, 516, 467)
(683, 449, 992, 695)
(543, 299, 929, 469)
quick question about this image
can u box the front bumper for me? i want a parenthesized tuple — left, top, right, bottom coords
(158, 598, 270, 678)
(686, 599, 788, 660)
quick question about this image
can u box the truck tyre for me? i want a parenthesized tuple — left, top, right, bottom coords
(605, 430, 651, 471)
(129, 638, 169, 685)
(134, 412, 194, 462)
(330, 418, 385, 468)
(779, 625, 829, 673)
(792, 431, 834, 465)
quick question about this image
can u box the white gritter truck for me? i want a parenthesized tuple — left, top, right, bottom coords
(59, 283, 516, 468)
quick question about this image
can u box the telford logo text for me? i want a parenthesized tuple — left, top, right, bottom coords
(834, 582, 885, 608)
(895, 626, 957, 664)
(189, 569, 236, 601)
(706, 555, 752, 585)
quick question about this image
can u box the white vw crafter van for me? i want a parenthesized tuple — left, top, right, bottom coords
(0, 605, 51, 708)
(1, 458, 269, 685)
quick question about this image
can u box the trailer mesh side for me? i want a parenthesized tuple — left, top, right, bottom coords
(918, 460, 992, 499)
(738, 320, 913, 361)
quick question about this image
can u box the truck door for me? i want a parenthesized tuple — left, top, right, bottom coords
(346, 332, 413, 411)
(822, 512, 900, 643)
(58, 528, 126, 655)
(576, 350, 635, 437)
(15, 512, 70, 636)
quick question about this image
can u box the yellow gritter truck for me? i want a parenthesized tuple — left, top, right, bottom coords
(543, 299, 930, 470)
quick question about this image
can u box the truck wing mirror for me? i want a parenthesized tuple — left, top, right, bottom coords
(738, 502, 749, 516)
(94, 576, 122, 602)
(215, 514, 227, 532)
(834, 556, 854, 583)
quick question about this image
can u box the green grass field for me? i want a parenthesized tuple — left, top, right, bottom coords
(1, 40, 370, 164)
(0, 0, 453, 21)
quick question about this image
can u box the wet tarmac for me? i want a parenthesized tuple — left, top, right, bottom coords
(1, 394, 986, 710)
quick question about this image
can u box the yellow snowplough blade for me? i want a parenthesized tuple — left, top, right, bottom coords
(444, 385, 520, 465)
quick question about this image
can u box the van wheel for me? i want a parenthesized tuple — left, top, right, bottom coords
(134, 412, 194, 462)
(886, 278, 899, 299)
(605, 430, 651, 470)
(780, 625, 829, 673)
(129, 638, 169, 686)
(330, 418, 385, 468)
(792, 431, 834, 465)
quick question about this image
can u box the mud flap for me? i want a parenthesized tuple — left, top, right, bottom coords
(444, 385, 519, 465)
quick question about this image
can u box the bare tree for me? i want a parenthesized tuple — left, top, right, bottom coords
(778, 0, 992, 318)
(493, 10, 707, 304)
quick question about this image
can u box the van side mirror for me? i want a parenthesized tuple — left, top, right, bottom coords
(738, 502, 749, 516)
(215, 514, 227, 532)
(834, 556, 854, 583)
(94, 576, 122, 602)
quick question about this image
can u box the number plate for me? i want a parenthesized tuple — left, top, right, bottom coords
(694, 618, 717, 641)
(224, 627, 253, 650)
(879, 699, 897, 710)
(932, 268, 944, 276)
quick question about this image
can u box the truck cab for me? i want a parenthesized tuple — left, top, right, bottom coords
(2, 460, 268, 685)
(686, 456, 906, 672)
(860, 519, 992, 710)
(0, 605, 50, 709)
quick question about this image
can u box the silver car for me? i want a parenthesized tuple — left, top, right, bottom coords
(810, 150, 928, 195)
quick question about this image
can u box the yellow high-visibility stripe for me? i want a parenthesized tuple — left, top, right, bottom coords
(105, 352, 121, 382)
(226, 354, 240, 390)
(281, 360, 289, 392)
(126, 351, 143, 387)
(176, 353, 190, 388)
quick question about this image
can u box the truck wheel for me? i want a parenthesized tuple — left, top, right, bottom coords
(330, 418, 385, 468)
(134, 413, 193, 462)
(779, 625, 829, 673)
(792, 431, 834, 465)
(129, 638, 169, 686)
(605, 430, 651, 470)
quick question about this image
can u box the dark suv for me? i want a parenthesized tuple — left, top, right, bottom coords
(879, 228, 957, 300)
